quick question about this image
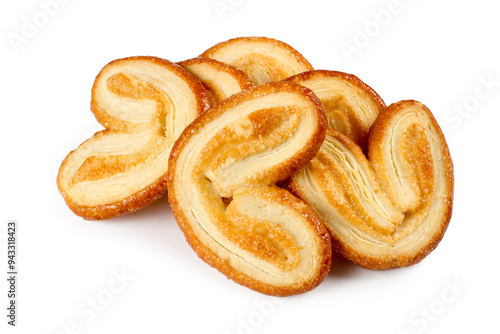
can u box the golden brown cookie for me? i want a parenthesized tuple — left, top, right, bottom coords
(200, 36, 314, 86)
(285, 70, 385, 150)
(167, 81, 332, 295)
(285, 101, 453, 269)
(57, 56, 211, 220)
(178, 57, 254, 105)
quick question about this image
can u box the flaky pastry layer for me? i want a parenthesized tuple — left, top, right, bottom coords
(201, 36, 314, 86)
(178, 57, 254, 105)
(285, 70, 386, 150)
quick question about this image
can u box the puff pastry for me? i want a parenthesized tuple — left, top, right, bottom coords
(200, 36, 314, 86)
(57, 56, 211, 220)
(285, 70, 385, 150)
(178, 57, 254, 105)
(167, 81, 332, 296)
(286, 100, 453, 269)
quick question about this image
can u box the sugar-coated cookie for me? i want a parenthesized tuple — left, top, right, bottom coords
(58, 56, 211, 220)
(167, 81, 332, 295)
(285, 101, 454, 269)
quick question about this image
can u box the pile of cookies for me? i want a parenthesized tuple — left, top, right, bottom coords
(57, 37, 454, 296)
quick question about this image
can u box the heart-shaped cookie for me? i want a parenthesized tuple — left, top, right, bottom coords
(167, 81, 332, 295)
(58, 56, 211, 220)
(286, 100, 454, 269)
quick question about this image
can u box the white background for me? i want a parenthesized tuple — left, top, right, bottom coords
(1, 0, 499, 333)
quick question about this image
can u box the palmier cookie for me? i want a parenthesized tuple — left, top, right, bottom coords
(285, 70, 385, 150)
(167, 81, 332, 296)
(57, 56, 211, 220)
(285, 101, 453, 269)
(200, 36, 314, 86)
(178, 57, 254, 105)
